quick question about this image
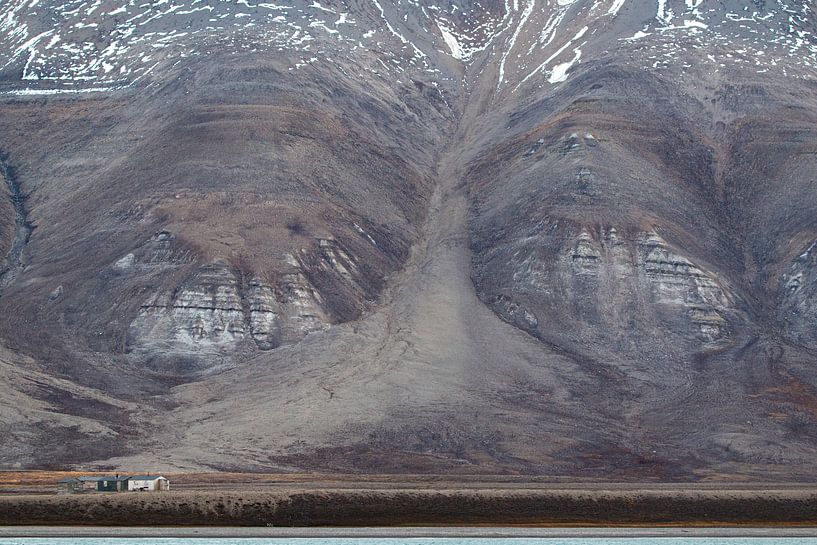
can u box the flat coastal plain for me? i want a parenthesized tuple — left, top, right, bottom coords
(2, 473, 817, 527)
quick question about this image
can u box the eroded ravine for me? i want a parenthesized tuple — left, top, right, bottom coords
(0, 157, 30, 294)
(94, 66, 622, 472)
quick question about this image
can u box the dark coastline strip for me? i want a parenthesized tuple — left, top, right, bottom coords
(2, 527, 817, 539)
(3, 489, 817, 527)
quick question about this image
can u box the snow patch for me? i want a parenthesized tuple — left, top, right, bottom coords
(497, 0, 535, 87)
(548, 46, 581, 83)
(437, 22, 464, 59)
(607, 0, 626, 16)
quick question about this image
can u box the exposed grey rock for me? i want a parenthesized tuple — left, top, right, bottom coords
(571, 231, 602, 274)
(127, 255, 332, 368)
(246, 279, 281, 350)
(780, 241, 817, 348)
(129, 263, 247, 357)
(278, 265, 328, 342)
(113, 253, 135, 270)
(135, 231, 196, 267)
(479, 225, 733, 349)
(48, 285, 63, 301)
(638, 232, 730, 341)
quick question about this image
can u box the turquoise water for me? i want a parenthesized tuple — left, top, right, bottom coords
(3, 539, 817, 545)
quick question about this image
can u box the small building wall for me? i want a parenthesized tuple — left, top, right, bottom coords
(129, 479, 151, 491)
(128, 477, 169, 491)
(62, 475, 165, 493)
(97, 480, 118, 492)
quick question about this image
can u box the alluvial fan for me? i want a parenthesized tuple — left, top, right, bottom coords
(0, 0, 817, 479)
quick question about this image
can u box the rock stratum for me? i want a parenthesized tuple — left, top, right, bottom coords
(1, 0, 817, 479)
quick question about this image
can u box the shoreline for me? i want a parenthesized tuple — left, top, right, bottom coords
(4, 488, 817, 528)
(2, 526, 817, 538)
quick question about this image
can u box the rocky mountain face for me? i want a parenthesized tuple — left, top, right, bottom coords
(1, 0, 817, 479)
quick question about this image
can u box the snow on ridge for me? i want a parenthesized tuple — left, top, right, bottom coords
(506, 0, 817, 90)
(1, 85, 117, 95)
(370, 0, 427, 59)
(435, 11, 506, 62)
(497, 0, 535, 87)
(1, 0, 816, 96)
(656, 0, 671, 24)
(516, 24, 587, 90)
(0, 0, 443, 94)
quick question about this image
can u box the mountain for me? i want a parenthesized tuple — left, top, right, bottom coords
(1, 0, 817, 479)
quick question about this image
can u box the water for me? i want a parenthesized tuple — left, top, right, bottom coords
(2, 539, 817, 545)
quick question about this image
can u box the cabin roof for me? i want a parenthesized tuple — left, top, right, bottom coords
(74, 475, 130, 482)
(60, 475, 164, 483)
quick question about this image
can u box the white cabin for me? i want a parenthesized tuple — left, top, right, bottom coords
(127, 475, 170, 491)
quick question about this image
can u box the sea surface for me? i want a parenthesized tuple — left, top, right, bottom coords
(3, 539, 817, 545)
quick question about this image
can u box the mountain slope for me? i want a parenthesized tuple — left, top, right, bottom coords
(1, 0, 817, 479)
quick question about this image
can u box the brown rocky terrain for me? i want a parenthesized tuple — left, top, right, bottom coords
(5, 471, 817, 526)
(6, 486, 817, 526)
(1, 0, 817, 480)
